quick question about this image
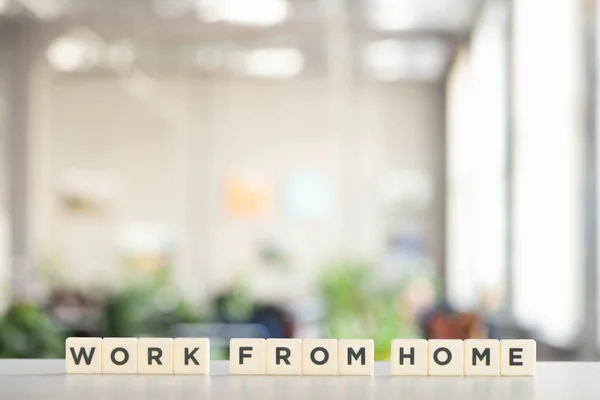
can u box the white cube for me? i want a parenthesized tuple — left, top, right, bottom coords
(428, 340, 463, 376)
(500, 339, 536, 376)
(137, 338, 173, 374)
(390, 339, 428, 376)
(464, 339, 500, 376)
(230, 338, 266, 375)
(173, 338, 210, 375)
(266, 339, 302, 375)
(338, 339, 374, 376)
(102, 337, 138, 374)
(65, 337, 102, 374)
(302, 339, 338, 375)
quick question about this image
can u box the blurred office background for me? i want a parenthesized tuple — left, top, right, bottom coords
(0, 0, 595, 361)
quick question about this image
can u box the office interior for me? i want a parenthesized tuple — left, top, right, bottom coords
(0, 0, 596, 361)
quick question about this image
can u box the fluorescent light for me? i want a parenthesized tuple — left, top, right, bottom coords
(195, 0, 289, 26)
(234, 48, 304, 79)
(363, 39, 448, 81)
(46, 34, 99, 72)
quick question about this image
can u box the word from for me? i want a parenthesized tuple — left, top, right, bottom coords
(65, 338, 535, 376)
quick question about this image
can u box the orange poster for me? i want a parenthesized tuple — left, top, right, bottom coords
(224, 175, 272, 219)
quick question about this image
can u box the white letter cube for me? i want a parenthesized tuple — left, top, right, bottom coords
(464, 339, 499, 376)
(65, 337, 102, 374)
(230, 338, 266, 375)
(500, 339, 536, 376)
(102, 338, 138, 374)
(390, 339, 428, 376)
(338, 339, 374, 376)
(173, 338, 210, 374)
(137, 338, 173, 374)
(302, 339, 338, 375)
(266, 339, 302, 375)
(428, 340, 463, 376)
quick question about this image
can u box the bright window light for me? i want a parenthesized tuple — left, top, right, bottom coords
(46, 34, 99, 72)
(513, 0, 583, 347)
(446, 0, 508, 312)
(196, 0, 289, 26)
(363, 39, 448, 81)
(234, 48, 304, 79)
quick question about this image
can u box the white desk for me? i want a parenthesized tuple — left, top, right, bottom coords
(0, 360, 590, 399)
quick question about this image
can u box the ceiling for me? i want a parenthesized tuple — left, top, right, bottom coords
(0, 0, 482, 81)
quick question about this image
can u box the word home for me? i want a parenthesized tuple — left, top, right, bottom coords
(390, 339, 536, 376)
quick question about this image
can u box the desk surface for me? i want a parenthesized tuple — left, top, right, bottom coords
(0, 360, 593, 399)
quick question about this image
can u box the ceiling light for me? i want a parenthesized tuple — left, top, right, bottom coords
(363, 39, 449, 82)
(234, 48, 304, 79)
(46, 33, 99, 72)
(195, 0, 289, 26)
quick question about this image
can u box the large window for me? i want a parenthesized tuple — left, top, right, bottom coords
(513, 0, 583, 346)
(446, 0, 509, 311)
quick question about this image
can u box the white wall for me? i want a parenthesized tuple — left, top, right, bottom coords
(28, 72, 445, 302)
(0, 43, 8, 309)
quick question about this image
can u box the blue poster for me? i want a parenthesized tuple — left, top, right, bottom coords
(282, 173, 334, 220)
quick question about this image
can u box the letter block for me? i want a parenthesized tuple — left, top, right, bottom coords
(173, 338, 210, 374)
(65, 337, 102, 374)
(390, 339, 428, 376)
(302, 339, 338, 375)
(138, 338, 173, 374)
(338, 339, 374, 376)
(500, 339, 536, 376)
(464, 339, 499, 376)
(428, 340, 463, 376)
(102, 338, 138, 374)
(266, 339, 302, 375)
(230, 338, 266, 375)
(64, 337, 536, 376)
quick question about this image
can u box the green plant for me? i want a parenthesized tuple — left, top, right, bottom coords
(103, 272, 204, 337)
(212, 276, 254, 322)
(0, 302, 65, 358)
(319, 258, 419, 360)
